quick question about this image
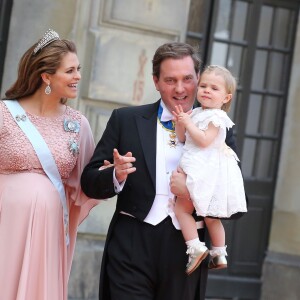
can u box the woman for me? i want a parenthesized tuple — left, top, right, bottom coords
(0, 29, 98, 300)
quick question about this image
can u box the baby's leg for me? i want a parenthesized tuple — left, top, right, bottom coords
(175, 197, 208, 275)
(204, 217, 225, 246)
(204, 217, 227, 270)
(174, 197, 197, 241)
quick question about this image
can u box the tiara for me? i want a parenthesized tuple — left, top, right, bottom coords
(33, 29, 60, 54)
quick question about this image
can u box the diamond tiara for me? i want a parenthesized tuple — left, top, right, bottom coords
(33, 29, 60, 54)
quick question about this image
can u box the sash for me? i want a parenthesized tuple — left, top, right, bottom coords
(3, 100, 70, 245)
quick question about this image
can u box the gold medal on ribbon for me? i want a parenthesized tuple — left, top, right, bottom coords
(168, 131, 178, 148)
(158, 118, 178, 148)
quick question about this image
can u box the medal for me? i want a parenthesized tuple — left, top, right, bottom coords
(157, 105, 178, 148)
(168, 130, 178, 148)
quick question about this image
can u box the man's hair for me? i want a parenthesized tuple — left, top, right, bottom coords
(152, 42, 201, 78)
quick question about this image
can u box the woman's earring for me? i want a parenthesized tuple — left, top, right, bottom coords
(45, 83, 51, 95)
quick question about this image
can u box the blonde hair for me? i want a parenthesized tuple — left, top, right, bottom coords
(202, 65, 237, 112)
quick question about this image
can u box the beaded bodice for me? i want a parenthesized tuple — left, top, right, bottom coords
(0, 101, 81, 180)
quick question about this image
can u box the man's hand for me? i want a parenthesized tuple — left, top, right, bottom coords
(99, 160, 114, 170)
(170, 167, 190, 199)
(113, 148, 136, 183)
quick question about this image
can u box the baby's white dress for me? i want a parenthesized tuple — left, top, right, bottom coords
(179, 107, 247, 218)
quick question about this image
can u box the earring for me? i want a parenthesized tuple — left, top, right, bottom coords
(45, 83, 51, 95)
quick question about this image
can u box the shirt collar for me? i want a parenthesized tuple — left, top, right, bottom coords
(160, 100, 173, 122)
(160, 100, 193, 121)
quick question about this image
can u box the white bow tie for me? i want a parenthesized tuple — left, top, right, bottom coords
(161, 108, 173, 122)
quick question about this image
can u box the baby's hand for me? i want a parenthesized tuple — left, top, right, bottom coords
(172, 105, 192, 126)
(172, 104, 183, 119)
(172, 109, 179, 122)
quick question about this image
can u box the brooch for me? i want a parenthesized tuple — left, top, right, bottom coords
(64, 119, 80, 133)
(15, 114, 27, 122)
(69, 139, 79, 156)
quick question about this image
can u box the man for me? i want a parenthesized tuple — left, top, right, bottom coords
(81, 42, 236, 300)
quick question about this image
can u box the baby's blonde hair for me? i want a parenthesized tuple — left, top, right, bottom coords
(202, 65, 237, 112)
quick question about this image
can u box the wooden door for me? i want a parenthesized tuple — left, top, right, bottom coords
(186, 0, 300, 298)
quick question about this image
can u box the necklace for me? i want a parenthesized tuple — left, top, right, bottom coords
(157, 118, 178, 148)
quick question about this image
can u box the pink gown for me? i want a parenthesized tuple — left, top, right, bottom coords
(0, 101, 99, 300)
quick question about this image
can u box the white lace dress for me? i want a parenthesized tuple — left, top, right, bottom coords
(179, 107, 247, 218)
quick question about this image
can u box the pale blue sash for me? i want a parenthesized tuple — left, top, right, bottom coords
(3, 100, 70, 245)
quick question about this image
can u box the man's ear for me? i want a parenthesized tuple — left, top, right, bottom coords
(153, 75, 159, 91)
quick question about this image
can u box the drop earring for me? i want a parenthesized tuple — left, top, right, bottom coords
(45, 83, 51, 95)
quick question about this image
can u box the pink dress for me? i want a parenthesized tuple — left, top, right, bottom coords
(0, 101, 99, 300)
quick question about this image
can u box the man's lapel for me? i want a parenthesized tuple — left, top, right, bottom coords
(134, 102, 159, 190)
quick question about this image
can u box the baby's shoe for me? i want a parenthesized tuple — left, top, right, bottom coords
(208, 255, 227, 270)
(208, 246, 228, 270)
(186, 244, 209, 275)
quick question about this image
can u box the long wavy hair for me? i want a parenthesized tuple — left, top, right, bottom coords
(5, 39, 77, 103)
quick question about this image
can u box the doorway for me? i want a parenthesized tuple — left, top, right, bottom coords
(186, 0, 300, 298)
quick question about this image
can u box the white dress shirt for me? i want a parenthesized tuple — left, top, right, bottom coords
(116, 100, 204, 229)
(144, 101, 182, 228)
